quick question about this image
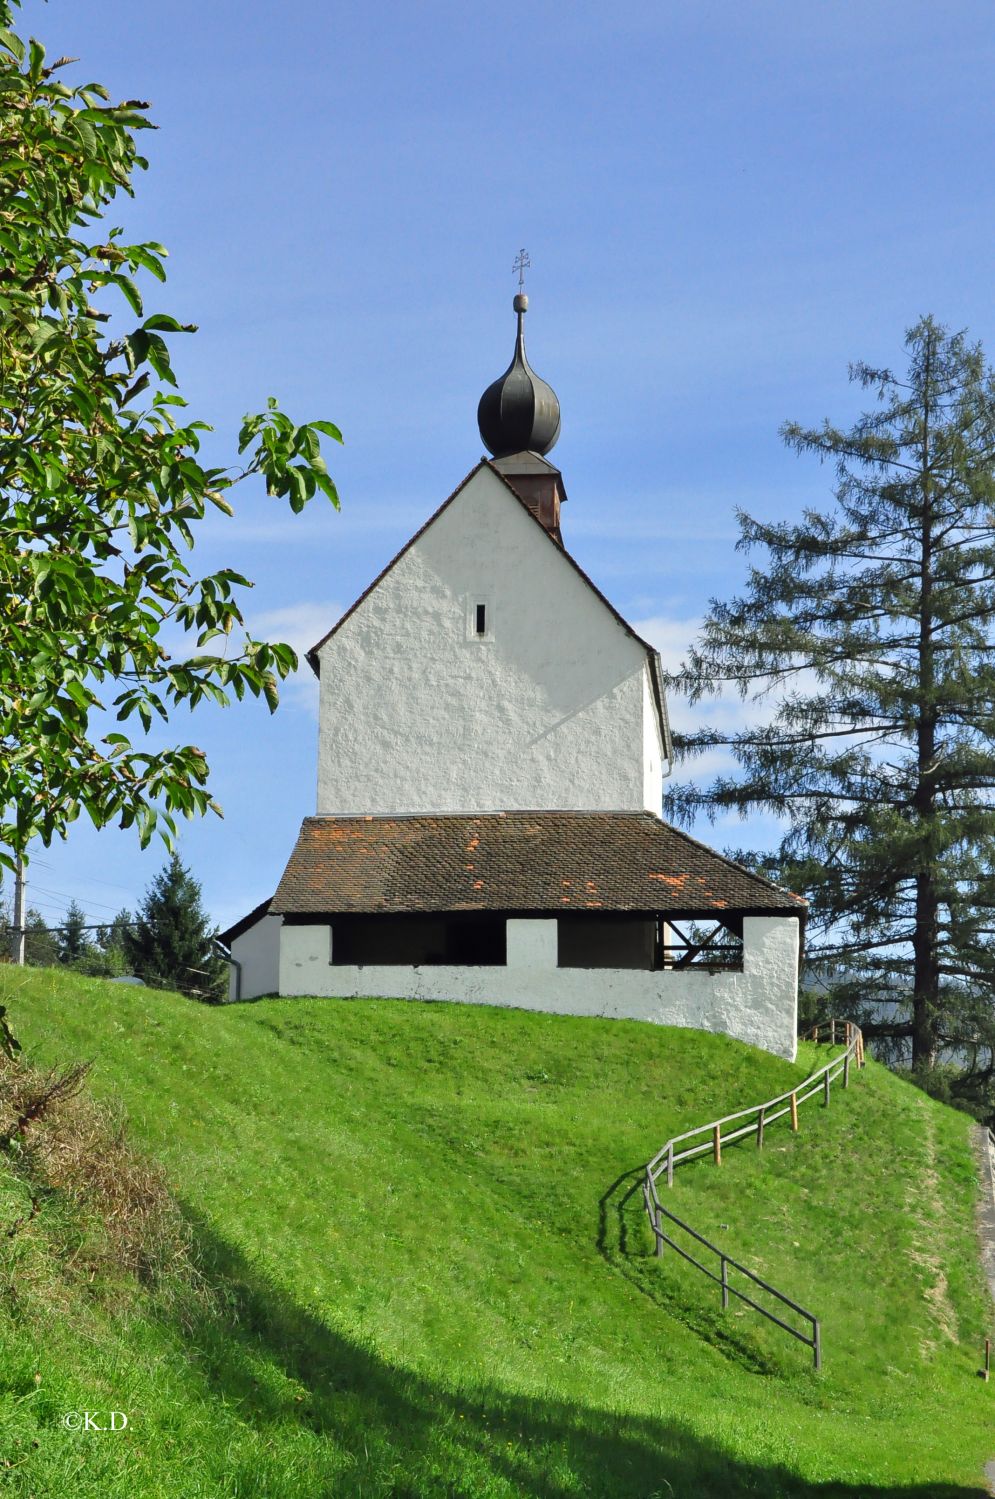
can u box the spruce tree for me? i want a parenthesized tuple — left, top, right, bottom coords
(76, 906, 131, 977)
(58, 899, 90, 964)
(98, 908, 133, 954)
(667, 318, 995, 1093)
(25, 909, 59, 968)
(124, 855, 225, 1000)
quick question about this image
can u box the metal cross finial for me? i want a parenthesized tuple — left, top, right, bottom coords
(513, 247, 530, 291)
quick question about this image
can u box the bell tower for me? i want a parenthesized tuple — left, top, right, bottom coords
(476, 258, 566, 542)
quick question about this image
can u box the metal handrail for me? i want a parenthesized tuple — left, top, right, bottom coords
(641, 1020, 865, 1368)
(643, 1173, 822, 1369)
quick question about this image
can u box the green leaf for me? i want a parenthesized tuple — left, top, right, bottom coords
(308, 419, 344, 443)
(142, 312, 195, 333)
(0, 28, 26, 63)
(27, 36, 44, 82)
(313, 470, 340, 508)
(145, 331, 176, 385)
(130, 245, 167, 281)
(123, 328, 150, 371)
(115, 273, 143, 315)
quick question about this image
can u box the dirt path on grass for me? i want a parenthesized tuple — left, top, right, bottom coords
(970, 1127, 995, 1497)
(972, 1125, 995, 1308)
(905, 1099, 958, 1354)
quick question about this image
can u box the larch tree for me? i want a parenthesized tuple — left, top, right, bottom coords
(666, 318, 995, 1096)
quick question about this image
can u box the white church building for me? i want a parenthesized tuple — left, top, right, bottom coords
(219, 292, 805, 1060)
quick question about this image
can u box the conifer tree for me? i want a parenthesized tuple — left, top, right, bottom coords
(666, 318, 995, 1093)
(98, 909, 133, 954)
(23, 909, 58, 967)
(76, 906, 132, 977)
(58, 899, 90, 964)
(124, 855, 224, 1000)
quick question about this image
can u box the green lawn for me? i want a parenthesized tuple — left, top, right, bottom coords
(0, 965, 992, 1497)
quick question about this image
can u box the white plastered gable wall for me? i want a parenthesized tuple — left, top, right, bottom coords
(315, 464, 665, 816)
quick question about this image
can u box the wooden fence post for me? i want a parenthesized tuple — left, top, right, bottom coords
(654, 1208, 663, 1258)
(843, 1052, 850, 1088)
(721, 1256, 729, 1310)
(713, 1124, 722, 1167)
(757, 1106, 765, 1150)
(823, 1070, 831, 1106)
(790, 1091, 798, 1131)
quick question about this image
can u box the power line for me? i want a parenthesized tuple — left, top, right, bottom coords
(18, 897, 73, 918)
(39, 921, 137, 934)
(29, 883, 123, 915)
(25, 856, 135, 897)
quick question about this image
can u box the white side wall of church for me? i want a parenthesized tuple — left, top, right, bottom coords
(316, 466, 661, 815)
(642, 666, 664, 815)
(276, 915, 799, 1060)
(229, 913, 283, 1001)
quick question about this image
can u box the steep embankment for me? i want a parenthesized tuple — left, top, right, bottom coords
(0, 966, 991, 1497)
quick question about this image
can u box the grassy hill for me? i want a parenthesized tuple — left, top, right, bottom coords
(0, 966, 992, 1497)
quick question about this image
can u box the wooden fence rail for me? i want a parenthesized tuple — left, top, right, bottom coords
(642, 1019, 865, 1369)
(646, 1020, 865, 1190)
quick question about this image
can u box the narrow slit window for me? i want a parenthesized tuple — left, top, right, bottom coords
(475, 603, 487, 635)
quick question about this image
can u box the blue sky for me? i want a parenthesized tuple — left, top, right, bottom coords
(14, 0, 995, 933)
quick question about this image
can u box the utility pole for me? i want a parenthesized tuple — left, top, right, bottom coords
(10, 856, 25, 966)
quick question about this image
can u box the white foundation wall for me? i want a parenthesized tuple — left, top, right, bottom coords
(277, 915, 800, 1060)
(229, 913, 282, 1001)
(316, 467, 662, 815)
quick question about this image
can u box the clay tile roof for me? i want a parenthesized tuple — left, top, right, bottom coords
(270, 813, 805, 917)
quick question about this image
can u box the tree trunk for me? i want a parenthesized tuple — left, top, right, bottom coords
(912, 334, 940, 1071)
(911, 871, 940, 1068)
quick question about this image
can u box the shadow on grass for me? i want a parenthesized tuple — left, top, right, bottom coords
(597, 1165, 783, 1377)
(167, 1209, 987, 1499)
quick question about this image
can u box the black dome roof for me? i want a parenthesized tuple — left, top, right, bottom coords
(477, 293, 560, 458)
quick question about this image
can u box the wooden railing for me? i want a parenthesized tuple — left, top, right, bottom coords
(641, 1020, 865, 1369)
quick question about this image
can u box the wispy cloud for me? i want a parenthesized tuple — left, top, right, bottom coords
(630, 614, 701, 673)
(633, 613, 794, 853)
(249, 601, 342, 717)
(633, 612, 772, 761)
(569, 512, 741, 545)
(251, 602, 342, 657)
(195, 501, 431, 548)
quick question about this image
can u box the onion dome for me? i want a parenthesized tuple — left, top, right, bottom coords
(477, 293, 561, 458)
